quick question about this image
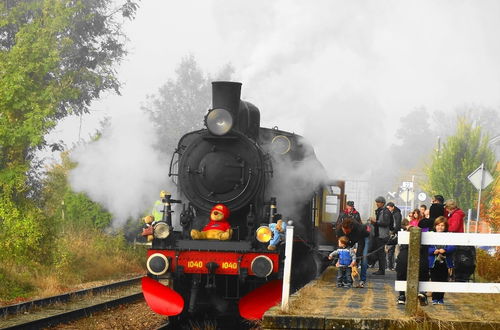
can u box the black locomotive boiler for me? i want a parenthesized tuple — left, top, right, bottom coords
(141, 81, 345, 321)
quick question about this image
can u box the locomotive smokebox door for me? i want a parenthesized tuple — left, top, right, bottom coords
(178, 132, 264, 212)
(198, 151, 243, 194)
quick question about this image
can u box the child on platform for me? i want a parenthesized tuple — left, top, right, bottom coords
(428, 216, 455, 305)
(328, 236, 356, 287)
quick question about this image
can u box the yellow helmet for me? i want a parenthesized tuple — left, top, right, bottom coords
(160, 190, 168, 198)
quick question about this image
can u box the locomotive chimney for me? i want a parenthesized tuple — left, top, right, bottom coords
(212, 81, 242, 120)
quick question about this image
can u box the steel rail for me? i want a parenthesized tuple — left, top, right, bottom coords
(2, 292, 144, 330)
(0, 276, 142, 317)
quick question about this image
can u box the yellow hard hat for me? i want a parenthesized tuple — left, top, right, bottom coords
(160, 190, 168, 198)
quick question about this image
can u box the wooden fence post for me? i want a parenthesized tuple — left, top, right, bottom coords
(406, 226, 421, 315)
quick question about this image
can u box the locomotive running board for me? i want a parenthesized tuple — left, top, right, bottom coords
(142, 276, 184, 316)
(238, 279, 282, 320)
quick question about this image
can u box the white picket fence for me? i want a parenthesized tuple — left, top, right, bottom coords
(395, 232, 500, 294)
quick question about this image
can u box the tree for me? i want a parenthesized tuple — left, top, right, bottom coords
(483, 163, 500, 231)
(142, 55, 234, 155)
(392, 107, 436, 170)
(0, 0, 137, 262)
(423, 118, 496, 211)
(43, 151, 112, 230)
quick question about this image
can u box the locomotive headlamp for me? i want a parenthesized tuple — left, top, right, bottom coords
(206, 108, 233, 135)
(154, 222, 170, 239)
(146, 253, 169, 276)
(256, 226, 272, 243)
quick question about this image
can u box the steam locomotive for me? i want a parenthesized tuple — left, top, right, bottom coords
(141, 81, 345, 322)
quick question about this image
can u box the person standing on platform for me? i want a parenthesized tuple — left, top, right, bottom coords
(418, 208, 433, 232)
(428, 217, 455, 305)
(429, 201, 445, 223)
(419, 204, 427, 218)
(409, 209, 422, 227)
(396, 219, 430, 305)
(445, 199, 475, 282)
(444, 199, 465, 233)
(371, 196, 392, 275)
(328, 236, 356, 287)
(336, 217, 370, 288)
(335, 200, 362, 229)
(386, 202, 402, 271)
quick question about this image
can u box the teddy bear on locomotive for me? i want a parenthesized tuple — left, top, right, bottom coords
(141, 81, 345, 320)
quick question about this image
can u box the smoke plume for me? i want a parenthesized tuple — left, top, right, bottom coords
(69, 111, 174, 228)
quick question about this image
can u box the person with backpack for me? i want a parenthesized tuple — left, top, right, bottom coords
(444, 199, 475, 281)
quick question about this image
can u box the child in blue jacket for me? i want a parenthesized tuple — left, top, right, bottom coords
(428, 216, 456, 305)
(329, 236, 356, 287)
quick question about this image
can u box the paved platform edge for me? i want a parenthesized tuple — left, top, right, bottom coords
(262, 314, 500, 330)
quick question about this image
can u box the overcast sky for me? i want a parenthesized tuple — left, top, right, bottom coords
(52, 1, 500, 222)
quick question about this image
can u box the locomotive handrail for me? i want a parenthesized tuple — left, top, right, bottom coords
(264, 153, 273, 177)
(168, 148, 180, 177)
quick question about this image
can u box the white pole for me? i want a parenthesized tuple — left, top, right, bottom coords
(281, 225, 294, 312)
(410, 175, 415, 211)
(476, 163, 484, 234)
(405, 189, 409, 218)
(466, 209, 472, 233)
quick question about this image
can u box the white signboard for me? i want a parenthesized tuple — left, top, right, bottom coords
(401, 181, 413, 189)
(468, 165, 494, 190)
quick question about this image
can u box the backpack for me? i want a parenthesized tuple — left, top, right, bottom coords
(453, 246, 476, 281)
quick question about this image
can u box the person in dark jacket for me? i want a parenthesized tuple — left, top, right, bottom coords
(420, 202, 445, 232)
(336, 217, 370, 288)
(371, 196, 392, 275)
(386, 202, 402, 270)
(432, 194, 445, 204)
(396, 219, 430, 306)
(335, 200, 362, 229)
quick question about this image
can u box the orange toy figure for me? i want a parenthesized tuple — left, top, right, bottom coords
(191, 204, 233, 240)
(141, 215, 155, 242)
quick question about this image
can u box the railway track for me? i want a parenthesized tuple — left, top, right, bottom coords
(0, 276, 143, 329)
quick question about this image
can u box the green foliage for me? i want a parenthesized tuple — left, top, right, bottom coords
(0, 1, 141, 300)
(0, 189, 44, 262)
(423, 118, 496, 210)
(142, 55, 234, 154)
(43, 151, 112, 230)
(0, 267, 34, 300)
(63, 192, 113, 229)
(0, 0, 136, 264)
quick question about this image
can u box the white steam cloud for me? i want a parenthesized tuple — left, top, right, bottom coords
(210, 0, 500, 183)
(69, 112, 174, 228)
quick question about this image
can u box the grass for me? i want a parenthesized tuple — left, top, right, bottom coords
(0, 226, 146, 305)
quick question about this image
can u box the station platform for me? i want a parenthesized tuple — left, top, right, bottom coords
(262, 266, 500, 329)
